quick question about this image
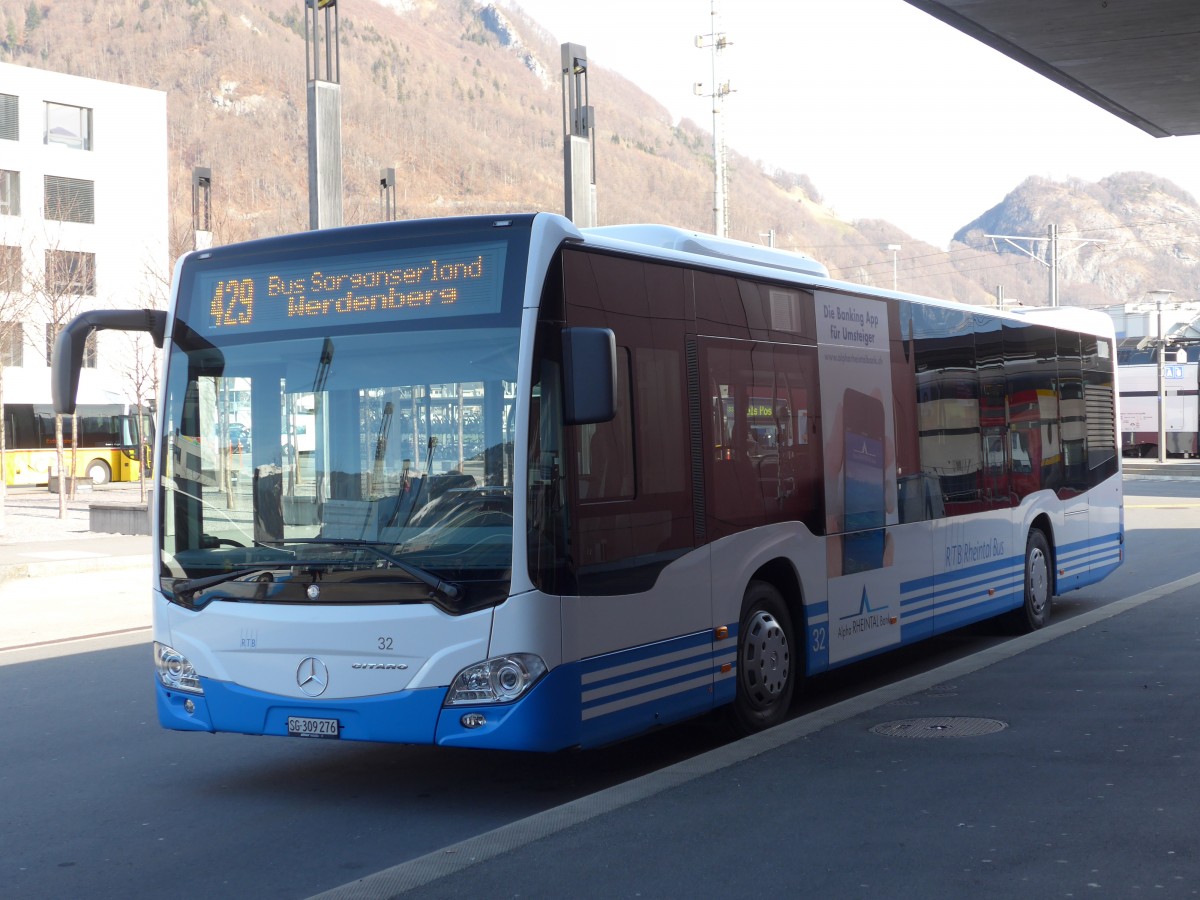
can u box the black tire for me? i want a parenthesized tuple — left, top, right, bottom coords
(728, 581, 796, 735)
(1001, 529, 1052, 633)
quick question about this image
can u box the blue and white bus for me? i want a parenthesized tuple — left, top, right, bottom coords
(52, 214, 1123, 750)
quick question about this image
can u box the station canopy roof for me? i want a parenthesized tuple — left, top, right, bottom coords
(904, 1, 1200, 138)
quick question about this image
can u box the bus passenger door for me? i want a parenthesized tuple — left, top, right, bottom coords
(560, 250, 707, 747)
(698, 337, 825, 668)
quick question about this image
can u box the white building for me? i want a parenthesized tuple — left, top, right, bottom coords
(0, 61, 167, 406)
(1100, 299, 1200, 341)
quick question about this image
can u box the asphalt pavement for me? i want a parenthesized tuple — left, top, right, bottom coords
(315, 574, 1200, 899)
(313, 463, 1200, 900)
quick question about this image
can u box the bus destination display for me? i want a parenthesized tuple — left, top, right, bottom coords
(196, 241, 508, 334)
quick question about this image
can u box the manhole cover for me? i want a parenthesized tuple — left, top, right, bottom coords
(870, 716, 1008, 739)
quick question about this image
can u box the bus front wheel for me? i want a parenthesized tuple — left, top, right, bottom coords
(1002, 529, 1051, 633)
(729, 580, 795, 734)
(86, 459, 111, 485)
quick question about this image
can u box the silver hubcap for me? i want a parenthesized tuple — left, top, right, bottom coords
(741, 610, 790, 709)
(1027, 546, 1048, 616)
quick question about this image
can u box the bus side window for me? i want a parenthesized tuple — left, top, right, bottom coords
(912, 307, 980, 518)
(1082, 334, 1118, 486)
(700, 338, 822, 538)
(562, 249, 695, 593)
(577, 347, 633, 502)
(1057, 331, 1087, 496)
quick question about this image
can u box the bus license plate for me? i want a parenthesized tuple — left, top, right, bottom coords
(287, 716, 340, 739)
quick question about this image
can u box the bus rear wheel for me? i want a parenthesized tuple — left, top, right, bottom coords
(1002, 528, 1051, 633)
(86, 459, 111, 485)
(728, 581, 795, 735)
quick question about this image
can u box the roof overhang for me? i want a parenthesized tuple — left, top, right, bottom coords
(903, 1, 1200, 138)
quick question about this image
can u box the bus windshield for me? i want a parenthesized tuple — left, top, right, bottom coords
(156, 220, 530, 605)
(159, 325, 519, 599)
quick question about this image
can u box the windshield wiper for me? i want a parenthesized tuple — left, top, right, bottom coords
(263, 538, 463, 603)
(386, 433, 440, 530)
(171, 566, 282, 602)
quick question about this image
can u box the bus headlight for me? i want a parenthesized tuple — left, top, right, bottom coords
(154, 642, 203, 694)
(444, 654, 546, 705)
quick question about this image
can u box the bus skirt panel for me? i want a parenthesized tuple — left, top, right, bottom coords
(1057, 530, 1124, 592)
(577, 628, 737, 749)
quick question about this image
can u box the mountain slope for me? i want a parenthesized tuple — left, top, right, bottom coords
(953, 173, 1200, 306)
(5, 0, 1197, 307)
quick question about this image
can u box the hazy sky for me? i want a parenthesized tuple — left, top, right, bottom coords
(498, 0, 1200, 249)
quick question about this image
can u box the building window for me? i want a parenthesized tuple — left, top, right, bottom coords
(0, 94, 16, 141)
(44, 175, 94, 224)
(0, 246, 20, 292)
(45, 250, 96, 296)
(0, 323, 23, 367)
(0, 170, 20, 216)
(45, 324, 97, 368)
(45, 101, 92, 150)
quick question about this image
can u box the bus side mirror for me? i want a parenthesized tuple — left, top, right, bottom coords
(562, 327, 616, 425)
(52, 309, 167, 415)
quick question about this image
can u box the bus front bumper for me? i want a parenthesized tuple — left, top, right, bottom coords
(155, 664, 582, 751)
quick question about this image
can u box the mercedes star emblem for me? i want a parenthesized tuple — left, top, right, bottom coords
(296, 656, 329, 697)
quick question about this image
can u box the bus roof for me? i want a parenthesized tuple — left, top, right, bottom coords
(582, 224, 829, 279)
(575, 219, 1114, 339)
(1007, 304, 1117, 340)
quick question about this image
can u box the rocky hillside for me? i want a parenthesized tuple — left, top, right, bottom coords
(954, 173, 1200, 306)
(4, 0, 1197, 307)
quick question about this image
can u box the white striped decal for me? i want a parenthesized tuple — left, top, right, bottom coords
(581, 630, 736, 722)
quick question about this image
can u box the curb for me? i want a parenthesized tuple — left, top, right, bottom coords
(1123, 463, 1200, 478)
(0, 555, 150, 584)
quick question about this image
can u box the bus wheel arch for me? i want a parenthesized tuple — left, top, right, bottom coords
(1003, 519, 1053, 633)
(728, 560, 802, 734)
(86, 458, 111, 485)
(1030, 513, 1056, 595)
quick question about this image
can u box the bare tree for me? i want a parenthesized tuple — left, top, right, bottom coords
(116, 214, 194, 502)
(31, 242, 92, 517)
(0, 240, 38, 531)
(120, 257, 164, 501)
